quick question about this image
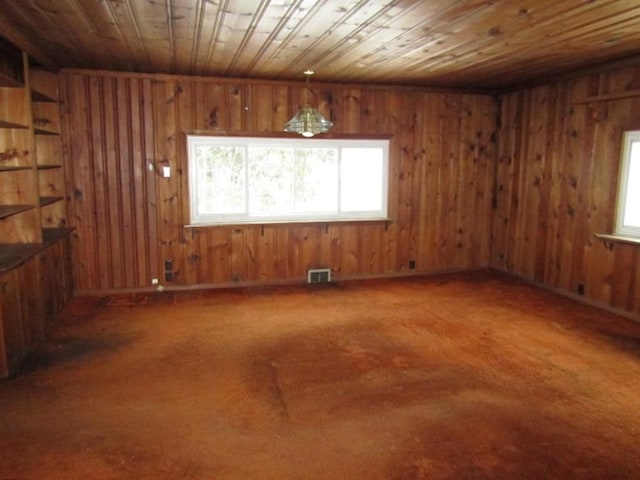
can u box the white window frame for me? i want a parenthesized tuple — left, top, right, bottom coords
(186, 135, 389, 226)
(615, 131, 640, 238)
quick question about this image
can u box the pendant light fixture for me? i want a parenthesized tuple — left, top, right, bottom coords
(284, 70, 333, 137)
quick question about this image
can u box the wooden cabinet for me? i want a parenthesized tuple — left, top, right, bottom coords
(0, 41, 73, 378)
(0, 233, 73, 377)
(0, 259, 40, 375)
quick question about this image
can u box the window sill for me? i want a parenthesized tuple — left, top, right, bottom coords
(594, 233, 640, 250)
(185, 217, 393, 229)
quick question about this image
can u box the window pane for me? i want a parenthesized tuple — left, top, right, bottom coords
(340, 148, 383, 212)
(248, 147, 294, 215)
(294, 148, 338, 213)
(188, 136, 389, 225)
(195, 145, 245, 214)
(623, 141, 640, 227)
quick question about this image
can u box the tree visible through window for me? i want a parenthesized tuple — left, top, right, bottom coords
(187, 136, 389, 225)
(615, 131, 640, 238)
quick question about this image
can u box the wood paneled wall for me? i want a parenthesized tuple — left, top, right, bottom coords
(492, 66, 640, 315)
(0, 235, 73, 377)
(59, 71, 497, 292)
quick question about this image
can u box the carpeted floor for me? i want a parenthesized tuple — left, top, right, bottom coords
(1, 271, 639, 479)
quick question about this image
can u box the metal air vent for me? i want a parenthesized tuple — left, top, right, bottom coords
(307, 268, 331, 284)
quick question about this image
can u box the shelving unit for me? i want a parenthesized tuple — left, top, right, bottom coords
(0, 40, 73, 377)
(30, 69, 67, 231)
(0, 75, 40, 244)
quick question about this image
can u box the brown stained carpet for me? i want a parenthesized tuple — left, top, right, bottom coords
(1, 271, 640, 479)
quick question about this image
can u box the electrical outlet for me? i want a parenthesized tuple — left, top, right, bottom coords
(164, 259, 173, 282)
(151, 278, 159, 285)
(409, 260, 416, 269)
(577, 283, 585, 295)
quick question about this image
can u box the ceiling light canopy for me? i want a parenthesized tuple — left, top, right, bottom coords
(284, 70, 333, 138)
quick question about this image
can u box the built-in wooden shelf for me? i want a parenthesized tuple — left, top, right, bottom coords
(39, 196, 64, 207)
(0, 243, 41, 272)
(34, 127, 60, 136)
(36, 164, 62, 170)
(0, 119, 29, 130)
(42, 227, 73, 243)
(0, 166, 32, 172)
(0, 227, 73, 272)
(0, 72, 23, 88)
(0, 50, 71, 379)
(31, 89, 56, 103)
(0, 204, 34, 219)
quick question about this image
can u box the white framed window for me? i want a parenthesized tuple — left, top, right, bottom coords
(186, 135, 389, 226)
(615, 131, 640, 238)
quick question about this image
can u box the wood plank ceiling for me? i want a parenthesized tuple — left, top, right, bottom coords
(1, 0, 640, 90)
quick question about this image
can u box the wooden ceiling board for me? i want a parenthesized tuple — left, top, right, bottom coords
(240, 0, 337, 78)
(169, 0, 215, 73)
(1, 0, 76, 67)
(36, 0, 123, 68)
(361, 0, 640, 87)
(128, 0, 173, 72)
(203, 0, 256, 73)
(0, 12, 55, 68)
(233, 0, 312, 77)
(464, 5, 640, 87)
(194, 0, 230, 75)
(219, 0, 274, 75)
(318, 0, 502, 82)
(68, 0, 139, 71)
(317, 2, 523, 85)
(1, 0, 640, 90)
(96, 0, 151, 72)
(280, 0, 429, 79)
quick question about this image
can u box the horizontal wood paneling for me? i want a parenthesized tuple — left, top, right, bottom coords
(60, 70, 497, 292)
(492, 64, 640, 315)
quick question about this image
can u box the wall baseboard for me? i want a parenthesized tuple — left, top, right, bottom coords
(74, 266, 639, 323)
(492, 268, 640, 323)
(73, 266, 482, 297)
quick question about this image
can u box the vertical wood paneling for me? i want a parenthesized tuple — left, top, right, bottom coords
(274, 227, 290, 279)
(71, 74, 97, 289)
(61, 70, 497, 293)
(154, 80, 181, 284)
(493, 64, 640, 315)
(418, 93, 441, 271)
(87, 77, 110, 288)
(380, 91, 402, 274)
(63, 73, 159, 290)
(228, 84, 245, 131)
(103, 77, 125, 287)
(256, 226, 275, 281)
(396, 93, 416, 273)
(115, 77, 135, 288)
(138, 79, 160, 285)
